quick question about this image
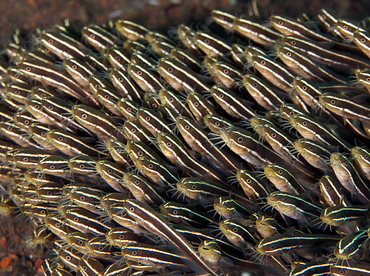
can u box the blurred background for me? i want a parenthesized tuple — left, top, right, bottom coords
(0, 0, 368, 275)
(0, 0, 369, 46)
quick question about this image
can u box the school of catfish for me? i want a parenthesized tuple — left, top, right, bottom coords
(1, 6, 370, 276)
